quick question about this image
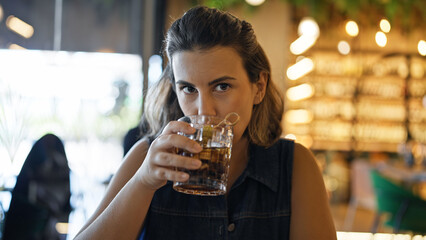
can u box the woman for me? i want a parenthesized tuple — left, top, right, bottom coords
(75, 6, 336, 240)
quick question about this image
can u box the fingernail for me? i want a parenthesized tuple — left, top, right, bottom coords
(194, 143, 202, 152)
(189, 126, 197, 133)
(180, 173, 189, 180)
(192, 160, 201, 168)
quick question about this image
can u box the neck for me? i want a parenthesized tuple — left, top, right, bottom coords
(231, 136, 250, 163)
(227, 136, 250, 190)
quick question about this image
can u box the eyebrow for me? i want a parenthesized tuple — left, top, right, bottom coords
(208, 76, 236, 86)
(175, 76, 236, 87)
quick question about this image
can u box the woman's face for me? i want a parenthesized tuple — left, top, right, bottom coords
(172, 46, 264, 144)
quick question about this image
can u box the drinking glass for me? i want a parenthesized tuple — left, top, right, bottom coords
(173, 115, 234, 196)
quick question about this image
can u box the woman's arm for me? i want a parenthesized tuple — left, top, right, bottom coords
(74, 121, 203, 240)
(290, 143, 337, 240)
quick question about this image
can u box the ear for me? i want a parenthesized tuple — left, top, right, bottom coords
(253, 71, 268, 105)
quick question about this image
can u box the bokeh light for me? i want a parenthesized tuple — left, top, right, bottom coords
(375, 31, 387, 47)
(345, 20, 359, 37)
(337, 41, 351, 55)
(380, 19, 391, 33)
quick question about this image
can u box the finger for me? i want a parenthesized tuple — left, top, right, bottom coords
(161, 121, 196, 135)
(153, 134, 202, 153)
(153, 152, 202, 170)
(153, 167, 190, 182)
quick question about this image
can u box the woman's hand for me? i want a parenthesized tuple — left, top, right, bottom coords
(136, 121, 203, 190)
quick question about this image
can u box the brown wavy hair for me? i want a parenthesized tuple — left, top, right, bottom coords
(140, 6, 283, 147)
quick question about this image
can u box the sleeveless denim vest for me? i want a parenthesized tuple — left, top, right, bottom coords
(140, 139, 294, 240)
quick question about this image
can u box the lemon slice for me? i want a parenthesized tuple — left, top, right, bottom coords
(202, 125, 213, 144)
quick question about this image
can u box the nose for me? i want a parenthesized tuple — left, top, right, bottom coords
(197, 93, 216, 116)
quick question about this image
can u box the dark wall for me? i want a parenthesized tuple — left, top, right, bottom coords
(0, 0, 151, 53)
(61, 0, 134, 53)
(0, 0, 55, 50)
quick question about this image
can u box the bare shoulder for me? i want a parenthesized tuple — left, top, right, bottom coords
(290, 142, 337, 240)
(292, 142, 324, 206)
(292, 142, 321, 179)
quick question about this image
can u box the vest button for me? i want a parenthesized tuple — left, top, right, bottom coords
(227, 223, 235, 232)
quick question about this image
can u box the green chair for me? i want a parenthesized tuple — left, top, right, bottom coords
(370, 169, 426, 234)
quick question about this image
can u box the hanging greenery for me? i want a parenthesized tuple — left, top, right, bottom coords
(199, 0, 426, 31)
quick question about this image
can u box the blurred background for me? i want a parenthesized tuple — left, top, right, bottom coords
(0, 0, 425, 239)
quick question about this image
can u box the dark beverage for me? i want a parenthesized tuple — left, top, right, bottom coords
(173, 146, 231, 196)
(173, 115, 235, 196)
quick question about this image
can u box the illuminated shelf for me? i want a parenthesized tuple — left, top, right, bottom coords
(284, 51, 426, 152)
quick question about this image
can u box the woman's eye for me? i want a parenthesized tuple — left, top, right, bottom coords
(214, 83, 230, 92)
(181, 86, 197, 94)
